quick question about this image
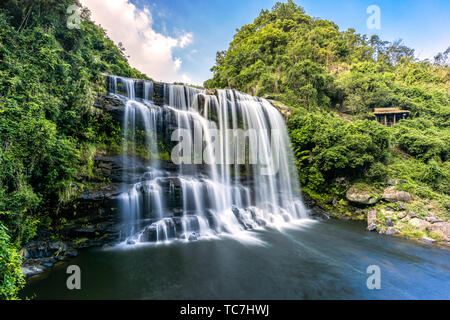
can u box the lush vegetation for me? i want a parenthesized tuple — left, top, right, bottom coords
(206, 1, 449, 221)
(0, 0, 148, 299)
(0, 0, 449, 299)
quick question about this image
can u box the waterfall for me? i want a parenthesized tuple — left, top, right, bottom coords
(107, 75, 308, 245)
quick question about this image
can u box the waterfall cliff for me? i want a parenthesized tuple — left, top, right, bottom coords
(107, 75, 308, 244)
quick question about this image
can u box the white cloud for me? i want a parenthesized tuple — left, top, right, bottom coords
(79, 0, 193, 83)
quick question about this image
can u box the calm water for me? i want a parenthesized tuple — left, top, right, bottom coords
(21, 220, 450, 300)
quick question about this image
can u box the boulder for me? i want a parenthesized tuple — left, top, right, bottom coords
(382, 186, 412, 203)
(385, 227, 398, 236)
(346, 186, 379, 206)
(409, 218, 431, 231)
(427, 222, 450, 239)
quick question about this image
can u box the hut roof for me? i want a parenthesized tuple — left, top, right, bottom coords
(374, 108, 411, 115)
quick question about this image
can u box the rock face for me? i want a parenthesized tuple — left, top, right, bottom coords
(267, 99, 292, 118)
(382, 186, 412, 203)
(346, 186, 379, 206)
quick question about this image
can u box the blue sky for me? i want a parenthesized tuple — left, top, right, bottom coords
(83, 0, 450, 85)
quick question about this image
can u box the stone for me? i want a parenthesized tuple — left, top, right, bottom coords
(385, 227, 398, 236)
(188, 233, 199, 241)
(400, 215, 411, 222)
(205, 88, 216, 96)
(382, 186, 412, 203)
(21, 265, 46, 278)
(426, 216, 444, 223)
(427, 222, 450, 239)
(385, 217, 394, 227)
(409, 218, 431, 231)
(397, 211, 407, 219)
(346, 186, 379, 206)
(140, 225, 158, 242)
(366, 210, 378, 231)
(407, 211, 418, 218)
(367, 210, 377, 225)
(419, 236, 436, 245)
(398, 203, 407, 210)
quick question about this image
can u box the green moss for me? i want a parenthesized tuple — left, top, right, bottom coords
(73, 237, 89, 245)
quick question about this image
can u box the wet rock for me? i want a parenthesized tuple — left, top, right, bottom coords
(188, 233, 199, 241)
(127, 240, 136, 245)
(382, 186, 412, 203)
(172, 208, 183, 217)
(409, 218, 431, 231)
(346, 185, 379, 206)
(20, 241, 78, 277)
(367, 223, 378, 232)
(140, 225, 158, 242)
(21, 264, 46, 278)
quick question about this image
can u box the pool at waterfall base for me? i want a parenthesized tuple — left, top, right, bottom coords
(21, 219, 450, 300)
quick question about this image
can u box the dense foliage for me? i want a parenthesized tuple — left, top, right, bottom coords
(206, 1, 450, 210)
(0, 0, 148, 298)
(0, 223, 24, 300)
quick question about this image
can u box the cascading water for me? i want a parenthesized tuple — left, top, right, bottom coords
(108, 75, 308, 245)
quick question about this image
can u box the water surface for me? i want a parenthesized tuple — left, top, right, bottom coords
(22, 220, 450, 300)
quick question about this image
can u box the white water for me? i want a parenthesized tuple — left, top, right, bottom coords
(108, 75, 308, 245)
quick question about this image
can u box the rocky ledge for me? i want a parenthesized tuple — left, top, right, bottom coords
(345, 183, 449, 246)
(20, 240, 78, 277)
